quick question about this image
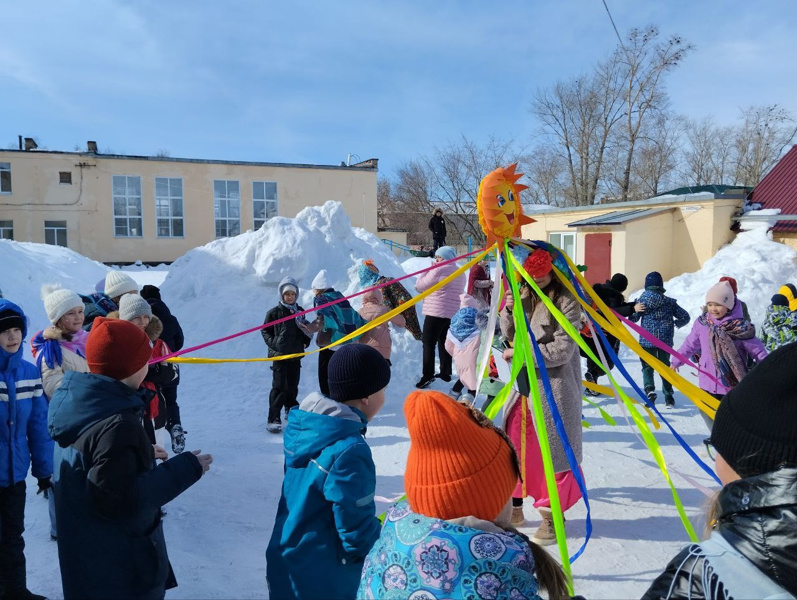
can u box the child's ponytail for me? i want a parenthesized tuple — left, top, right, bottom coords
(509, 528, 569, 600)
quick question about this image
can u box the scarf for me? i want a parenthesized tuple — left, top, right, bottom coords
(31, 328, 88, 370)
(280, 301, 307, 324)
(449, 307, 478, 342)
(700, 313, 755, 388)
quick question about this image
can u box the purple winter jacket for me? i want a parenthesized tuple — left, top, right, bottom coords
(672, 300, 767, 395)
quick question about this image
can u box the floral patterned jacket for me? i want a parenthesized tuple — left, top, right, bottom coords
(358, 501, 542, 600)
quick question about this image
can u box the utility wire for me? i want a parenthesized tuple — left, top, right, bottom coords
(601, 0, 627, 51)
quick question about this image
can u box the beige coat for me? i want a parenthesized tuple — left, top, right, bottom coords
(39, 327, 90, 399)
(358, 289, 406, 360)
(499, 284, 583, 472)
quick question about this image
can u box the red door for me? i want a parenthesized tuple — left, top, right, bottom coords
(585, 233, 611, 286)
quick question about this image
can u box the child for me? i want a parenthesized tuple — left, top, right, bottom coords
(261, 277, 312, 433)
(359, 260, 422, 340)
(630, 271, 691, 407)
(32, 286, 89, 399)
(48, 317, 211, 599)
(761, 292, 797, 352)
(81, 271, 139, 331)
(309, 269, 367, 397)
(359, 391, 567, 600)
(466, 259, 492, 307)
(644, 343, 797, 599)
(444, 293, 483, 399)
(117, 294, 181, 449)
(357, 287, 405, 365)
(672, 281, 767, 429)
(415, 246, 462, 389)
(0, 300, 52, 600)
(266, 344, 390, 599)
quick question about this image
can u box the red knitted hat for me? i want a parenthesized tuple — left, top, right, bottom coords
(522, 250, 553, 279)
(86, 317, 152, 380)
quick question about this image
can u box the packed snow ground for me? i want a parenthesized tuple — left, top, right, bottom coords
(7, 205, 796, 599)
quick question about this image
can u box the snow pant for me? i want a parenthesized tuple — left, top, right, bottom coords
(269, 359, 302, 424)
(700, 392, 723, 433)
(580, 333, 619, 383)
(48, 488, 56, 539)
(506, 397, 583, 512)
(422, 316, 452, 380)
(641, 347, 674, 402)
(162, 384, 181, 431)
(451, 379, 475, 397)
(318, 348, 335, 397)
(432, 236, 445, 255)
(0, 481, 26, 597)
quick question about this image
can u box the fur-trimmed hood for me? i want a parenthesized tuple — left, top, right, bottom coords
(105, 311, 164, 342)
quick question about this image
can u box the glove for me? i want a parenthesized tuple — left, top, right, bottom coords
(37, 477, 53, 496)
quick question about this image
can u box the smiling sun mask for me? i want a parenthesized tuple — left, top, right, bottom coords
(476, 163, 535, 249)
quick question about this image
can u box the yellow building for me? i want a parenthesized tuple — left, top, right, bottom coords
(521, 189, 748, 291)
(0, 143, 378, 263)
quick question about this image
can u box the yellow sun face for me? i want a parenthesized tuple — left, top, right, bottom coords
(477, 163, 535, 249)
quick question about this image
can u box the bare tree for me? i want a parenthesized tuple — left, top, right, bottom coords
(633, 111, 684, 196)
(733, 104, 797, 186)
(376, 176, 392, 229)
(681, 117, 735, 186)
(615, 26, 693, 201)
(523, 144, 570, 207)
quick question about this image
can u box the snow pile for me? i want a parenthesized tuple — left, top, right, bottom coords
(0, 240, 108, 356)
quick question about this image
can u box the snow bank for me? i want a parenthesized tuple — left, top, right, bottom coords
(0, 240, 108, 357)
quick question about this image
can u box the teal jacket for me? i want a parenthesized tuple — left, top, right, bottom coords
(266, 393, 381, 599)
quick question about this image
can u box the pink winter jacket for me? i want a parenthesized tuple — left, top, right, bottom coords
(672, 300, 768, 395)
(415, 261, 462, 319)
(358, 289, 406, 360)
(444, 294, 482, 391)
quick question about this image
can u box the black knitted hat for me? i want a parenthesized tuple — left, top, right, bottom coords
(645, 271, 664, 289)
(0, 309, 24, 334)
(328, 344, 391, 402)
(712, 342, 797, 477)
(772, 293, 789, 307)
(140, 285, 162, 301)
(610, 273, 629, 293)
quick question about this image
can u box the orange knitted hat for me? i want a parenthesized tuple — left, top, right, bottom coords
(404, 391, 520, 522)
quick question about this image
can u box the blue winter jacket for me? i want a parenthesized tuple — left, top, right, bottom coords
(630, 287, 690, 348)
(0, 299, 52, 487)
(266, 393, 381, 600)
(48, 371, 203, 599)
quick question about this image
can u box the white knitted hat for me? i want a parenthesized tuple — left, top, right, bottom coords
(41, 285, 83, 325)
(311, 269, 331, 290)
(119, 294, 153, 321)
(104, 271, 138, 299)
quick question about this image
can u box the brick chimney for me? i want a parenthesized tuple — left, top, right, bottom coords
(87, 141, 98, 154)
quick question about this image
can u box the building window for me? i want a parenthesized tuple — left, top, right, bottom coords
(0, 163, 10, 193)
(549, 232, 576, 262)
(112, 175, 143, 237)
(0, 220, 12, 240)
(213, 180, 240, 238)
(252, 181, 278, 229)
(59, 171, 72, 185)
(155, 177, 184, 238)
(44, 221, 68, 247)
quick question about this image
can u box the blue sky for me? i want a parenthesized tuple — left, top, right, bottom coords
(2, 1, 796, 178)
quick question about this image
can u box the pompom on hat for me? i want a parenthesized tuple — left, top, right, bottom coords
(404, 391, 520, 522)
(86, 317, 152, 381)
(521, 249, 553, 279)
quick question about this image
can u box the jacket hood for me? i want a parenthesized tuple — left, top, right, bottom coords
(719, 467, 797, 517)
(0, 298, 28, 339)
(458, 293, 481, 310)
(48, 370, 148, 446)
(362, 288, 383, 305)
(144, 296, 172, 317)
(0, 299, 27, 372)
(278, 276, 300, 300)
(283, 392, 366, 468)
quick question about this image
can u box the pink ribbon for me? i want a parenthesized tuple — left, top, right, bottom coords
(150, 248, 485, 364)
(612, 311, 723, 387)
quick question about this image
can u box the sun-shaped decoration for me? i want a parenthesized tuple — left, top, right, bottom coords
(476, 163, 536, 249)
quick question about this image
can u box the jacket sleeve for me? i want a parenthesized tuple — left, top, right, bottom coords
(642, 547, 708, 600)
(145, 362, 178, 386)
(323, 442, 381, 559)
(171, 316, 184, 351)
(441, 220, 447, 238)
(390, 312, 406, 328)
(673, 321, 702, 370)
(428, 217, 434, 232)
(262, 309, 277, 350)
(672, 300, 691, 329)
(535, 295, 579, 368)
(615, 301, 636, 318)
(26, 376, 53, 479)
(743, 336, 768, 364)
(415, 268, 443, 294)
(40, 360, 65, 400)
(87, 419, 203, 519)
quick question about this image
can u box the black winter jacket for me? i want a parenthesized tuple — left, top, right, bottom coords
(643, 467, 797, 599)
(428, 214, 446, 239)
(146, 297, 184, 352)
(593, 281, 636, 318)
(48, 371, 203, 600)
(262, 303, 311, 358)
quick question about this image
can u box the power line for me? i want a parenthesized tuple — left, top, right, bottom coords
(600, 0, 626, 51)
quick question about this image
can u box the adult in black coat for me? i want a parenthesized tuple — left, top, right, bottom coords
(428, 208, 447, 254)
(643, 344, 797, 599)
(47, 318, 211, 600)
(581, 273, 640, 390)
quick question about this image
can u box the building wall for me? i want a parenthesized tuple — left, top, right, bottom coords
(0, 151, 377, 263)
(773, 232, 797, 252)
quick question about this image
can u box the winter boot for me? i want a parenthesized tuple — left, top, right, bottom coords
(435, 373, 452, 383)
(665, 396, 675, 408)
(645, 387, 657, 405)
(266, 421, 282, 434)
(6, 589, 47, 600)
(448, 388, 460, 400)
(510, 506, 525, 526)
(584, 371, 601, 396)
(169, 424, 186, 454)
(531, 507, 561, 546)
(415, 376, 434, 389)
